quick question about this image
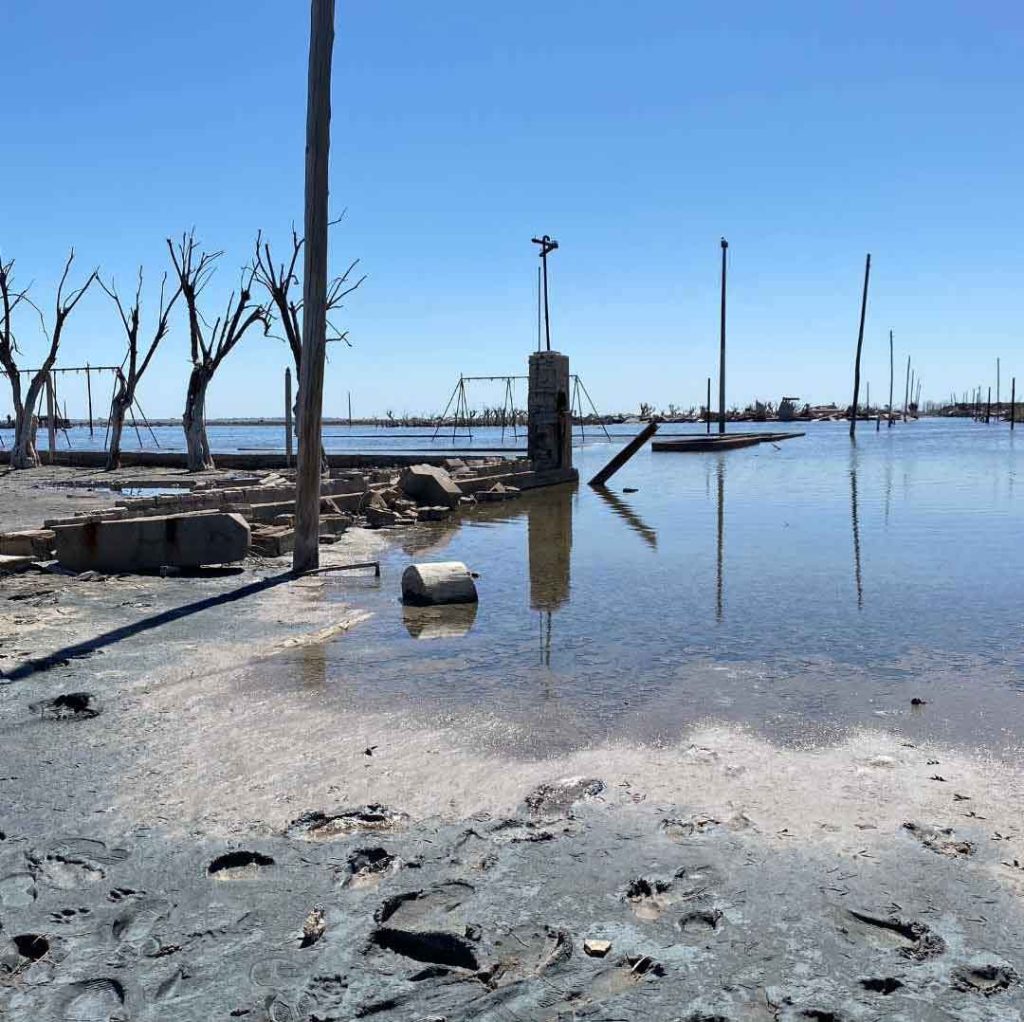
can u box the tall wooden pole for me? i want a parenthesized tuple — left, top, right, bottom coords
(293, 0, 336, 574)
(285, 367, 293, 467)
(1011, 377, 1016, 431)
(718, 238, 727, 434)
(903, 356, 911, 422)
(706, 376, 711, 435)
(997, 358, 1001, 409)
(850, 253, 871, 439)
(887, 330, 894, 427)
(986, 386, 991, 424)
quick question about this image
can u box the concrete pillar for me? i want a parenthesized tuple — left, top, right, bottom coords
(528, 351, 572, 472)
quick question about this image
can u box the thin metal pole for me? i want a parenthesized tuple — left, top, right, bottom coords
(86, 363, 94, 437)
(997, 358, 1001, 409)
(293, 0, 336, 574)
(285, 367, 293, 466)
(1012, 377, 1016, 431)
(542, 249, 551, 352)
(986, 386, 991, 424)
(718, 238, 728, 434)
(850, 253, 871, 439)
(903, 356, 911, 422)
(537, 266, 542, 352)
(888, 330, 894, 427)
(706, 376, 711, 435)
(348, 389, 352, 427)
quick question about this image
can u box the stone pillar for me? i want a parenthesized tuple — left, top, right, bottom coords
(528, 351, 572, 472)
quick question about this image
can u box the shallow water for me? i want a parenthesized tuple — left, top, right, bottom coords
(252, 418, 1024, 756)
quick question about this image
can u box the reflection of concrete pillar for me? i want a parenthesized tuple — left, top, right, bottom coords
(528, 487, 573, 611)
(528, 351, 572, 471)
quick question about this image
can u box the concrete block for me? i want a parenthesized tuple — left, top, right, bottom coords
(0, 530, 56, 559)
(53, 512, 250, 574)
(399, 464, 463, 508)
(0, 554, 36, 574)
(250, 525, 294, 557)
(401, 561, 478, 606)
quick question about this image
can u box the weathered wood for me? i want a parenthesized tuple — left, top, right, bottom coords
(293, 0, 336, 574)
(706, 376, 711, 435)
(903, 355, 911, 422)
(285, 367, 293, 467)
(850, 253, 871, 439)
(888, 329, 894, 427)
(401, 561, 478, 606)
(588, 421, 659, 486)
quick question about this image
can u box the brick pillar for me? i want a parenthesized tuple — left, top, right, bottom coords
(527, 351, 572, 472)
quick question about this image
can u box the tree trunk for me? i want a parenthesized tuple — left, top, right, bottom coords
(183, 367, 215, 472)
(10, 375, 46, 469)
(106, 390, 131, 471)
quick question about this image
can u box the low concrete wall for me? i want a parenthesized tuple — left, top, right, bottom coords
(46, 450, 523, 470)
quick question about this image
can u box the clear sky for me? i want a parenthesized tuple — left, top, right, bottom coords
(2, 1, 1022, 420)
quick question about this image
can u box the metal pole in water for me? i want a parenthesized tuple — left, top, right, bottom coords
(850, 253, 871, 439)
(531, 235, 558, 353)
(718, 238, 728, 435)
(86, 362, 94, 437)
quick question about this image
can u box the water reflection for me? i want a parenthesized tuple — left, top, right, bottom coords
(850, 446, 863, 610)
(591, 486, 657, 549)
(527, 485, 574, 667)
(403, 603, 478, 639)
(716, 457, 725, 621)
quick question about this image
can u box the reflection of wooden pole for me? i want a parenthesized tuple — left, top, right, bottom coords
(45, 372, 57, 463)
(285, 367, 293, 466)
(718, 238, 727, 435)
(588, 421, 659, 487)
(293, 0, 336, 574)
(716, 457, 724, 621)
(850, 253, 871, 439)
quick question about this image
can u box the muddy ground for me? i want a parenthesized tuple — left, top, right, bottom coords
(1, 470, 1023, 1020)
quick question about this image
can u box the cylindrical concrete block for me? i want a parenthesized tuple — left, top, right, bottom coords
(401, 561, 478, 606)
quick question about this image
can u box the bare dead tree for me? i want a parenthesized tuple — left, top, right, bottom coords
(253, 222, 363, 373)
(168, 231, 269, 471)
(0, 251, 97, 468)
(252, 224, 363, 470)
(99, 268, 181, 470)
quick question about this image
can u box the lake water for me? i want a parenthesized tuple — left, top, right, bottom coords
(250, 418, 1024, 758)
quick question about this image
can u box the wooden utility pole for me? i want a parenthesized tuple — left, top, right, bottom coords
(1012, 377, 1016, 431)
(850, 253, 871, 439)
(997, 358, 1001, 409)
(887, 330, 894, 427)
(903, 356, 911, 422)
(706, 376, 711, 435)
(293, 0, 336, 574)
(718, 238, 728, 434)
(284, 367, 293, 466)
(986, 386, 991, 424)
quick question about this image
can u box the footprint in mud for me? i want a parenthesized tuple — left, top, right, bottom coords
(478, 925, 572, 988)
(54, 838, 130, 865)
(376, 880, 475, 930)
(859, 977, 904, 995)
(541, 954, 665, 1014)
(50, 906, 92, 924)
(108, 887, 143, 902)
(371, 881, 479, 970)
(207, 850, 275, 880)
(624, 876, 675, 921)
(370, 927, 480, 970)
(284, 804, 408, 841)
(450, 828, 499, 871)
(489, 817, 577, 845)
(522, 777, 605, 817)
(952, 961, 1018, 996)
(342, 847, 397, 889)
(29, 691, 101, 721)
(840, 909, 945, 960)
(661, 812, 753, 841)
(28, 851, 105, 890)
(112, 897, 173, 945)
(9, 933, 50, 962)
(0, 871, 37, 907)
(54, 978, 127, 1022)
(902, 821, 974, 858)
(677, 908, 724, 941)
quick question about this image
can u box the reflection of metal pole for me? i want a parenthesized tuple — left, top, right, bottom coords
(531, 235, 559, 352)
(715, 457, 724, 621)
(718, 239, 727, 435)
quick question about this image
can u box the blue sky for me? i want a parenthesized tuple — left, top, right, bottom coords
(2, 1, 1022, 419)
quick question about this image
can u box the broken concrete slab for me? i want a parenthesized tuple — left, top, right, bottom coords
(53, 511, 250, 573)
(250, 525, 295, 557)
(0, 530, 56, 559)
(399, 465, 463, 508)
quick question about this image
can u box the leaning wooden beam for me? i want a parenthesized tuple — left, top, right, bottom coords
(588, 421, 659, 487)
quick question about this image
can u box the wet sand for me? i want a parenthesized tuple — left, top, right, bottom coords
(1, 471, 1023, 1019)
